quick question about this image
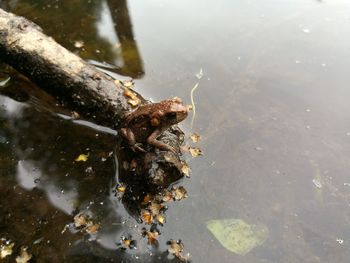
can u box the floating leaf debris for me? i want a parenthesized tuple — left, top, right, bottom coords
(181, 163, 191, 177)
(167, 239, 188, 262)
(0, 239, 14, 259)
(75, 154, 88, 162)
(73, 213, 100, 234)
(142, 228, 160, 245)
(190, 133, 201, 143)
(172, 186, 188, 201)
(15, 247, 32, 263)
(189, 147, 203, 157)
(117, 235, 137, 250)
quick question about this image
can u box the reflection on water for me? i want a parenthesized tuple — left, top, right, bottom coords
(2, 0, 350, 262)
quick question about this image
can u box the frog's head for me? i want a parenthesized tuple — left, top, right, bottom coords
(151, 97, 188, 127)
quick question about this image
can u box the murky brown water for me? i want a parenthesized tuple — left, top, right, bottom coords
(2, 0, 350, 262)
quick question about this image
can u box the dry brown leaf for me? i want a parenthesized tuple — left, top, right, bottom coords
(162, 190, 174, 203)
(74, 214, 88, 228)
(116, 183, 126, 193)
(190, 133, 201, 143)
(156, 214, 166, 225)
(148, 202, 163, 216)
(143, 230, 159, 245)
(118, 235, 136, 250)
(16, 247, 32, 263)
(141, 210, 153, 224)
(0, 241, 14, 259)
(189, 147, 203, 157)
(86, 223, 100, 234)
(172, 186, 188, 201)
(141, 194, 153, 206)
(167, 240, 188, 261)
(181, 163, 191, 177)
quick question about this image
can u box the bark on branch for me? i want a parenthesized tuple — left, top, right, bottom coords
(0, 8, 186, 189)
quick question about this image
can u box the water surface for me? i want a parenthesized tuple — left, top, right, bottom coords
(1, 0, 350, 262)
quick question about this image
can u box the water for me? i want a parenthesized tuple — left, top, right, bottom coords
(1, 0, 350, 262)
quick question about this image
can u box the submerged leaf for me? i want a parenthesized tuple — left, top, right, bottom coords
(16, 247, 32, 263)
(206, 219, 268, 255)
(0, 241, 14, 259)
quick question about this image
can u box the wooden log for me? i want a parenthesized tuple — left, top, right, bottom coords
(0, 8, 186, 189)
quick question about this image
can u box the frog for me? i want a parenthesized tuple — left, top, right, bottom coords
(120, 97, 188, 153)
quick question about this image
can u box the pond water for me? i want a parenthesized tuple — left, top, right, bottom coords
(1, 0, 350, 262)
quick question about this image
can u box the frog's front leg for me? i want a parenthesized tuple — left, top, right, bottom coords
(120, 128, 146, 152)
(147, 128, 175, 153)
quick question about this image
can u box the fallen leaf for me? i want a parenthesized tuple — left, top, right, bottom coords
(161, 190, 174, 203)
(141, 210, 153, 224)
(206, 218, 268, 255)
(16, 247, 32, 263)
(73, 213, 88, 228)
(172, 186, 188, 201)
(156, 214, 166, 225)
(143, 229, 159, 245)
(86, 223, 100, 234)
(0, 241, 14, 259)
(190, 133, 201, 143)
(148, 202, 163, 216)
(189, 147, 202, 157)
(118, 235, 136, 250)
(75, 154, 88, 162)
(181, 163, 191, 177)
(116, 183, 126, 194)
(167, 239, 188, 262)
(141, 194, 153, 206)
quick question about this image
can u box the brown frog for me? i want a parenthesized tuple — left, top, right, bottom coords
(120, 97, 188, 153)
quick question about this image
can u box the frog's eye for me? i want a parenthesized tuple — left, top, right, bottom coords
(167, 112, 177, 120)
